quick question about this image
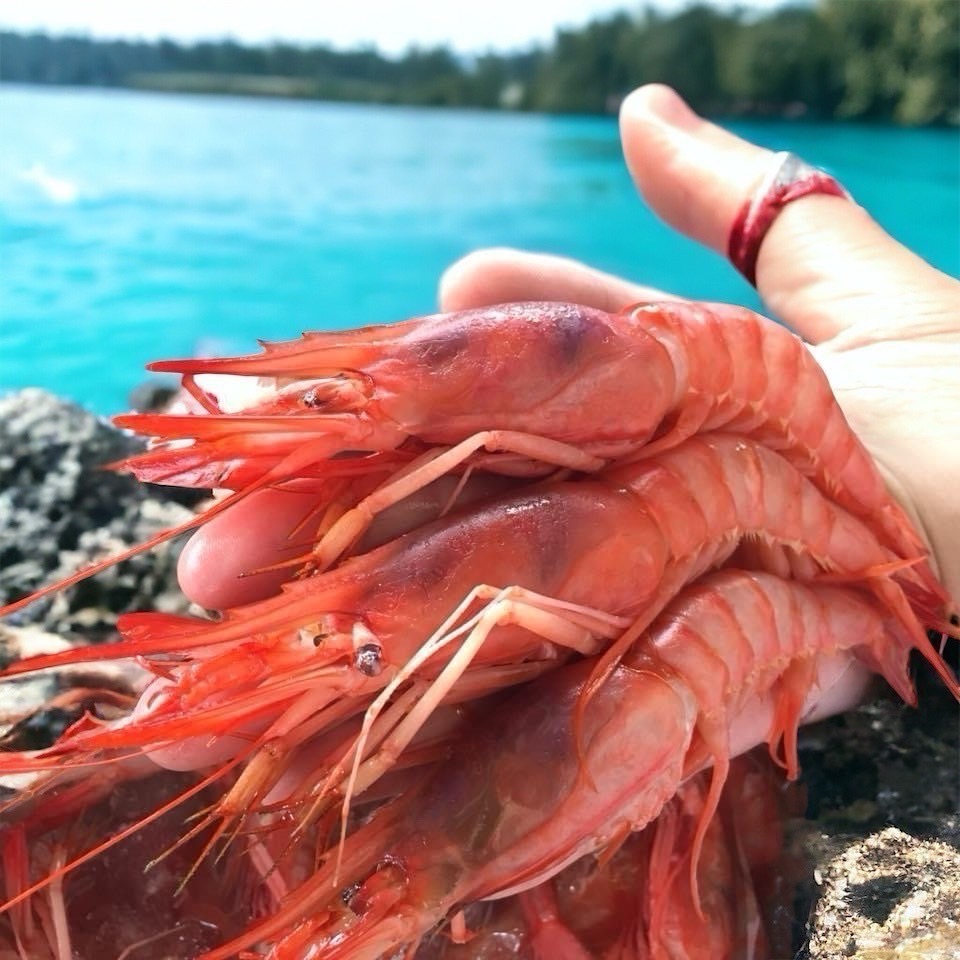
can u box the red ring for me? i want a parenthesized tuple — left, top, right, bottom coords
(727, 152, 851, 286)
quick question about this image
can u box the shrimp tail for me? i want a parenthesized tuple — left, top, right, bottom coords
(899, 578, 960, 639)
(868, 578, 959, 703)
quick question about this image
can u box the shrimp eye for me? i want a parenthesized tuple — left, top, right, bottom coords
(300, 387, 324, 407)
(340, 881, 361, 907)
(354, 643, 383, 677)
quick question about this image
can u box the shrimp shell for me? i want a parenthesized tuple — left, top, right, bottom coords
(113, 300, 946, 604)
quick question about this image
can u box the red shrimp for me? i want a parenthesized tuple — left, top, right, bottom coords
(190, 568, 949, 960)
(511, 784, 757, 960)
(521, 749, 790, 960)
(419, 750, 783, 960)
(0, 684, 490, 960)
(108, 300, 946, 604)
(0, 715, 796, 960)
(1, 436, 950, 840)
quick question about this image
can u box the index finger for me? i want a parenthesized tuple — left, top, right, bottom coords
(620, 85, 957, 344)
(439, 248, 679, 313)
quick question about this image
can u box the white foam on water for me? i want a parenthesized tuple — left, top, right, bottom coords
(19, 162, 79, 204)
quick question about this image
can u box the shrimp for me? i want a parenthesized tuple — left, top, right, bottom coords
(421, 751, 787, 960)
(2, 435, 950, 841)
(0, 711, 799, 960)
(519, 748, 791, 960)
(194, 568, 947, 960)
(109, 300, 946, 603)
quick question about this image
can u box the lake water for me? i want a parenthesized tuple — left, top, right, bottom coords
(2, 84, 958, 414)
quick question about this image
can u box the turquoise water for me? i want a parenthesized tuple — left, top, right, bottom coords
(2, 84, 958, 414)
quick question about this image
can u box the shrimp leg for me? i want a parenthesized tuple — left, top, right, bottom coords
(314, 431, 605, 571)
(518, 883, 593, 960)
(332, 586, 630, 842)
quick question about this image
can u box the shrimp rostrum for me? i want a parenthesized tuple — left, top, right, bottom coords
(197, 569, 948, 960)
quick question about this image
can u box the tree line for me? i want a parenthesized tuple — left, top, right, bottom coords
(1, 0, 956, 125)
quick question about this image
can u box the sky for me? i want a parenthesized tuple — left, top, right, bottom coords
(0, 0, 794, 54)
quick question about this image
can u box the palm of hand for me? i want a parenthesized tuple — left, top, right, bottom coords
(814, 319, 960, 601)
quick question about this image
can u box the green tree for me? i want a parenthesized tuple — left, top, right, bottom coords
(0, 2, 956, 124)
(821, 0, 959, 124)
(528, 14, 637, 113)
(720, 5, 841, 117)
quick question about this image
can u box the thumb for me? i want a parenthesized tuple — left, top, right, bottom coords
(619, 85, 958, 345)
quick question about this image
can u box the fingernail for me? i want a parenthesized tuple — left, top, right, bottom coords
(625, 84, 700, 131)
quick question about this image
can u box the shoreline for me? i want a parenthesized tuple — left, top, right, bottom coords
(3, 79, 958, 129)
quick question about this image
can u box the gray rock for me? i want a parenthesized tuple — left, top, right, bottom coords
(806, 826, 960, 959)
(0, 389, 199, 640)
(0, 622, 145, 755)
(797, 660, 960, 955)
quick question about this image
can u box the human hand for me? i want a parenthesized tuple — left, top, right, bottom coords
(438, 84, 960, 607)
(176, 85, 959, 615)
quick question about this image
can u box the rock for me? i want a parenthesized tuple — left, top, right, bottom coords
(798, 659, 960, 956)
(0, 623, 72, 740)
(0, 389, 201, 640)
(0, 622, 146, 760)
(806, 826, 960, 959)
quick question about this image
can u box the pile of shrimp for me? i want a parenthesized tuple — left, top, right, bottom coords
(0, 300, 957, 960)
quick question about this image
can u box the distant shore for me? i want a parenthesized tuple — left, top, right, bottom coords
(0, 75, 837, 125)
(2, 0, 957, 126)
